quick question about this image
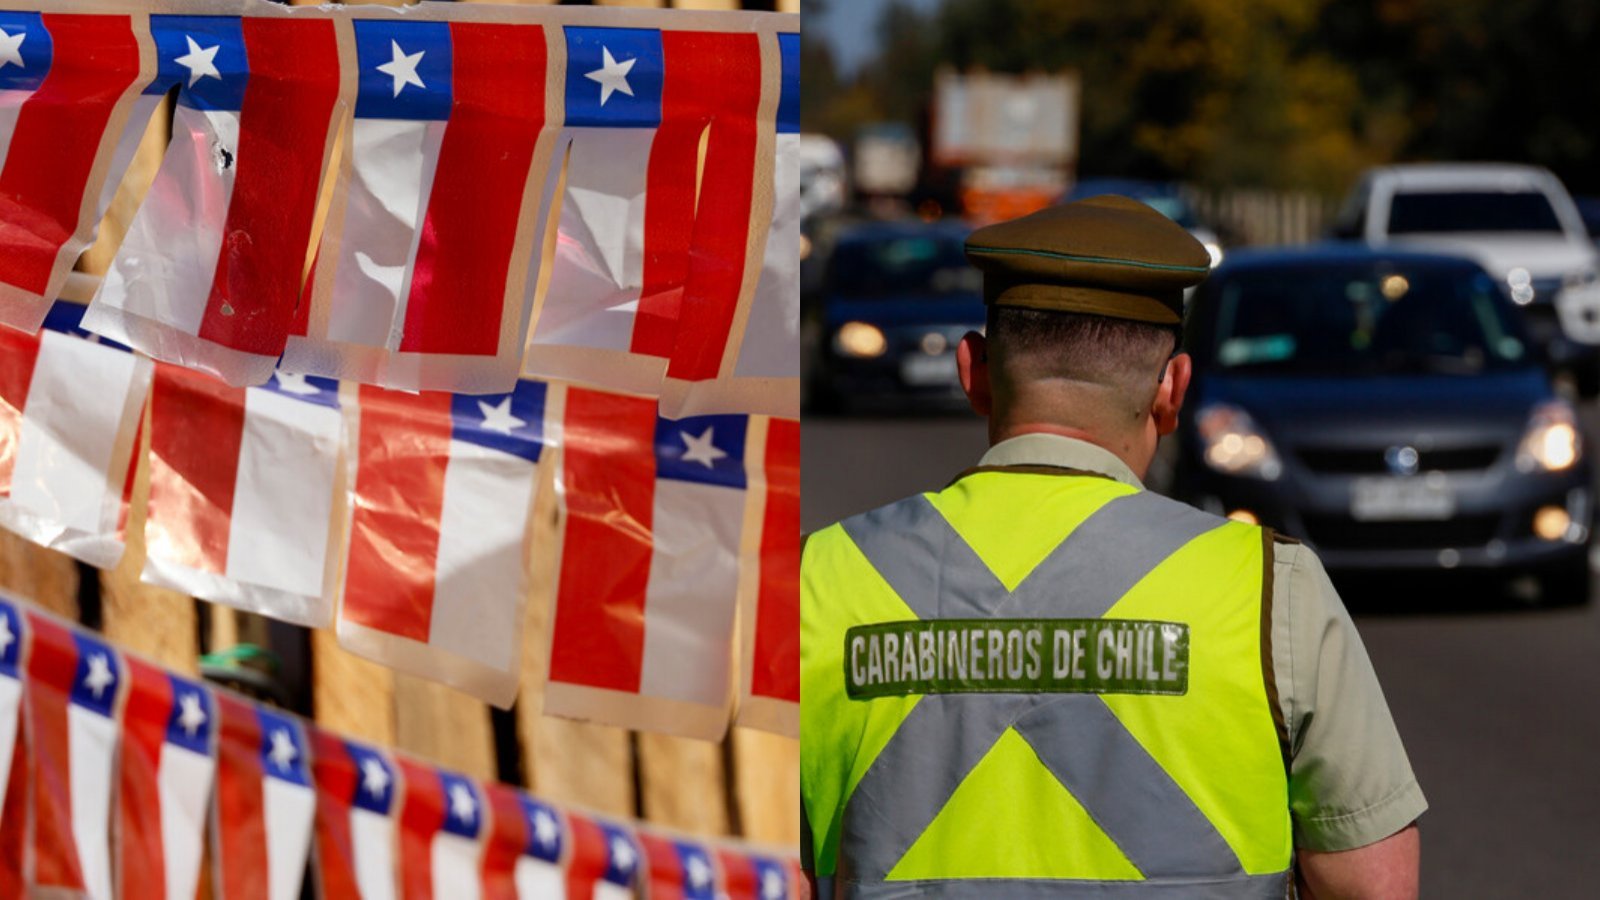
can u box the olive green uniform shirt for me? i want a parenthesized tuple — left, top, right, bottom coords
(979, 433, 1428, 852)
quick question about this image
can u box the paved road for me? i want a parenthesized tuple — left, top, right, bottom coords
(803, 410, 1600, 897)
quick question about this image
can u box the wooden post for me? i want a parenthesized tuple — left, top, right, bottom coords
(0, 533, 78, 620)
(730, 728, 799, 845)
(639, 733, 730, 834)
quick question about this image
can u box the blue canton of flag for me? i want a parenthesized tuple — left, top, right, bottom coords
(42, 301, 131, 351)
(0, 12, 49, 93)
(438, 771, 482, 839)
(521, 795, 563, 864)
(260, 370, 340, 410)
(564, 26, 662, 128)
(352, 19, 452, 121)
(146, 16, 249, 112)
(675, 841, 717, 899)
(0, 599, 21, 679)
(345, 740, 395, 815)
(601, 822, 639, 886)
(778, 33, 799, 135)
(753, 858, 790, 900)
(256, 708, 309, 786)
(163, 674, 213, 756)
(69, 633, 120, 716)
(655, 414, 748, 490)
(450, 379, 547, 463)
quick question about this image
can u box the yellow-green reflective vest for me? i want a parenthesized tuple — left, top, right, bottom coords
(800, 468, 1292, 898)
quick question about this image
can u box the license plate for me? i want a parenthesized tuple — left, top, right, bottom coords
(1350, 477, 1456, 521)
(901, 353, 956, 387)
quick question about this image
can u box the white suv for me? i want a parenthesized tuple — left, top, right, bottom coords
(1332, 163, 1600, 390)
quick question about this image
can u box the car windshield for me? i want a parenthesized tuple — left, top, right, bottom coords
(1387, 190, 1564, 234)
(829, 233, 981, 298)
(1209, 265, 1530, 376)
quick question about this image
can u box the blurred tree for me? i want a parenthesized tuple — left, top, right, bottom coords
(806, 0, 1600, 196)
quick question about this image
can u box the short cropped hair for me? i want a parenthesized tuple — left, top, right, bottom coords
(985, 307, 1177, 390)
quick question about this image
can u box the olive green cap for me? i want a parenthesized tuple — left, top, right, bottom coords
(963, 194, 1212, 325)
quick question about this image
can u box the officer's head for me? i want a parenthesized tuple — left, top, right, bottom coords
(955, 196, 1212, 476)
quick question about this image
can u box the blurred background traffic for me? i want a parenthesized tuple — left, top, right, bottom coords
(800, 0, 1600, 894)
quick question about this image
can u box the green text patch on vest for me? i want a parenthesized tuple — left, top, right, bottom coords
(844, 618, 1189, 699)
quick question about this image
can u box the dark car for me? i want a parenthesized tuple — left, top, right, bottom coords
(1176, 246, 1592, 601)
(808, 220, 984, 412)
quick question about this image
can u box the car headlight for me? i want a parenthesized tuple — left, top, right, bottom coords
(1197, 403, 1283, 480)
(834, 321, 888, 358)
(1203, 241, 1224, 268)
(1517, 400, 1581, 472)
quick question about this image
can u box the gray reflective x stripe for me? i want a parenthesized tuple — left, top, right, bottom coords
(838, 490, 1239, 882)
(838, 872, 1290, 899)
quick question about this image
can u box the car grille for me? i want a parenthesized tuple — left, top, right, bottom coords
(1300, 514, 1501, 550)
(1293, 445, 1502, 474)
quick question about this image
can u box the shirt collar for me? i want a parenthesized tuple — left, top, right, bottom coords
(976, 433, 1146, 489)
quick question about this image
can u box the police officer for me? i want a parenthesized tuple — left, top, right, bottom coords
(800, 196, 1425, 898)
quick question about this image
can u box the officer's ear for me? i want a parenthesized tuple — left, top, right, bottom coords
(957, 331, 991, 417)
(1151, 351, 1192, 436)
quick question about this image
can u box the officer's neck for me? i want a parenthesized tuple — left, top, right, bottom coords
(988, 420, 1156, 481)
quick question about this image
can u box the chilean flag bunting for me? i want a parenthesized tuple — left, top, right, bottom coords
(546, 389, 753, 739)
(212, 697, 317, 900)
(25, 614, 123, 899)
(311, 728, 400, 900)
(143, 364, 344, 628)
(0, 12, 148, 335)
(84, 14, 344, 386)
(116, 657, 216, 900)
(287, 19, 561, 395)
(0, 302, 151, 570)
(336, 379, 552, 707)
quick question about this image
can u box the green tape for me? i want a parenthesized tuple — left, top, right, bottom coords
(843, 618, 1189, 700)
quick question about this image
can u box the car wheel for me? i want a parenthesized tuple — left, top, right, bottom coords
(1536, 555, 1591, 605)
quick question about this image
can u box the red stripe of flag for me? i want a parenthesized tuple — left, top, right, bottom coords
(663, 32, 762, 380)
(397, 757, 445, 900)
(342, 387, 453, 642)
(0, 326, 41, 496)
(309, 727, 360, 900)
(196, 18, 341, 357)
(631, 43, 705, 360)
(566, 814, 613, 900)
(481, 782, 528, 900)
(115, 414, 143, 542)
(640, 832, 686, 900)
(146, 365, 245, 575)
(25, 613, 82, 890)
(117, 656, 172, 900)
(548, 389, 657, 692)
(752, 418, 800, 704)
(717, 849, 757, 900)
(0, 724, 26, 896)
(214, 692, 266, 900)
(399, 23, 547, 357)
(0, 14, 141, 295)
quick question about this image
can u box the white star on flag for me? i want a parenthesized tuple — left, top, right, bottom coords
(680, 427, 727, 469)
(585, 46, 636, 107)
(175, 35, 222, 88)
(532, 808, 559, 849)
(377, 39, 426, 98)
(0, 27, 25, 70)
(83, 653, 114, 699)
(360, 757, 390, 799)
(610, 835, 636, 874)
(687, 853, 712, 889)
(272, 371, 320, 395)
(268, 728, 298, 773)
(177, 692, 207, 737)
(448, 782, 477, 824)
(478, 396, 526, 436)
(761, 868, 785, 899)
(0, 616, 12, 657)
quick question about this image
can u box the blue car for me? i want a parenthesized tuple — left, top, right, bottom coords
(1176, 245, 1592, 601)
(809, 220, 984, 412)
